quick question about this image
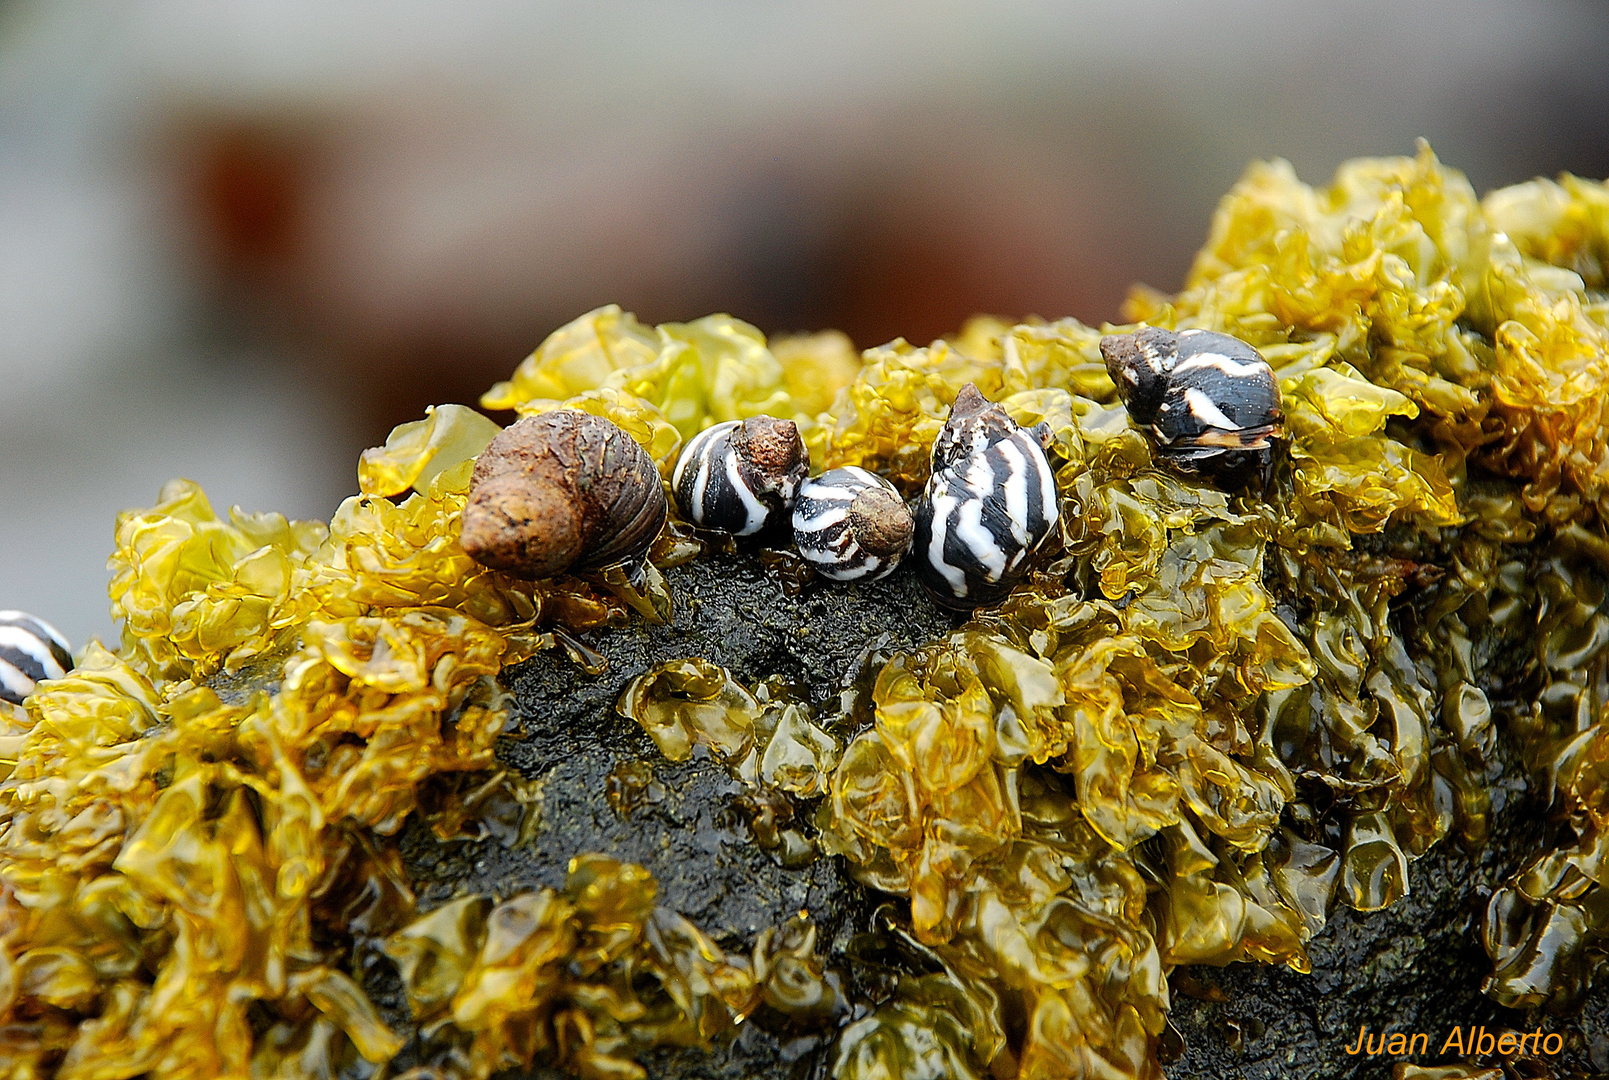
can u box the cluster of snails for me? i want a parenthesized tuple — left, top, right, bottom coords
(672, 416, 914, 584)
(670, 385, 1062, 610)
(1, 610, 72, 706)
(18, 332, 1277, 696)
(458, 328, 1280, 612)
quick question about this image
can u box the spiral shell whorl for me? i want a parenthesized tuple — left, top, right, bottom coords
(672, 416, 808, 535)
(1099, 326, 1283, 488)
(460, 410, 667, 580)
(928, 382, 1022, 473)
(0, 610, 73, 705)
(913, 384, 1060, 609)
(792, 467, 913, 582)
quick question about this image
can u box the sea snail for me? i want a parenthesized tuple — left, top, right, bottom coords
(459, 410, 667, 580)
(1, 610, 72, 706)
(673, 416, 809, 536)
(792, 467, 914, 582)
(913, 383, 1060, 610)
(1099, 326, 1283, 487)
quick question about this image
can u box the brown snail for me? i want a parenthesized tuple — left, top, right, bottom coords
(460, 410, 667, 580)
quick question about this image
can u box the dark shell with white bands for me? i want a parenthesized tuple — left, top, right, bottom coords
(913, 384, 1060, 610)
(672, 416, 809, 536)
(1099, 326, 1283, 486)
(0, 610, 73, 705)
(792, 467, 914, 582)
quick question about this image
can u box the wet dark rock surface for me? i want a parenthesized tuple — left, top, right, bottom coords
(369, 545, 1606, 1080)
(462, 548, 950, 940)
(376, 548, 950, 1078)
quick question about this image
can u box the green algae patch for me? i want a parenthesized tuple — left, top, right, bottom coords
(1, 145, 1608, 1079)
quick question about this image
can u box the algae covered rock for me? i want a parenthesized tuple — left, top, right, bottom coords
(1, 145, 1608, 1080)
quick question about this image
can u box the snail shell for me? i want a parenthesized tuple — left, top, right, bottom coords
(459, 411, 667, 580)
(672, 416, 809, 536)
(0, 610, 72, 705)
(792, 467, 913, 582)
(1099, 326, 1283, 488)
(913, 383, 1060, 610)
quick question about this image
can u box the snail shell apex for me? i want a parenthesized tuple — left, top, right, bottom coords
(673, 416, 809, 536)
(930, 382, 1025, 472)
(460, 410, 667, 580)
(792, 467, 913, 582)
(1, 610, 73, 705)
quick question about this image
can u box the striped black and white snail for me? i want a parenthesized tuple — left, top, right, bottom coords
(673, 416, 809, 536)
(792, 467, 913, 582)
(1099, 326, 1283, 488)
(913, 383, 1060, 610)
(459, 410, 667, 580)
(0, 610, 72, 705)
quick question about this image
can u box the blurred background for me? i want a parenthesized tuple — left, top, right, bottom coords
(2, 0, 1607, 648)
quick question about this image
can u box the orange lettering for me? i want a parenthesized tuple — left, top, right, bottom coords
(1438, 1027, 1466, 1055)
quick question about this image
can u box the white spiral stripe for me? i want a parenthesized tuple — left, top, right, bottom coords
(794, 505, 850, 531)
(674, 423, 728, 490)
(723, 452, 769, 533)
(1172, 353, 1268, 379)
(997, 440, 1030, 547)
(1183, 387, 1240, 432)
(1036, 443, 1059, 532)
(690, 453, 713, 525)
(0, 628, 67, 678)
(955, 497, 1007, 579)
(0, 611, 69, 654)
(0, 659, 34, 699)
(926, 492, 968, 593)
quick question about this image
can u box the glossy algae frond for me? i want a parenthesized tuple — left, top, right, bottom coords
(381, 854, 762, 1080)
(2, 147, 1608, 1079)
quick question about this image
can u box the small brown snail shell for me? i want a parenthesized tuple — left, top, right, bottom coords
(459, 411, 667, 580)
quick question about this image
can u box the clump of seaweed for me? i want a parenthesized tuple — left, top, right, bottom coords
(0, 143, 1606, 1079)
(381, 854, 761, 1080)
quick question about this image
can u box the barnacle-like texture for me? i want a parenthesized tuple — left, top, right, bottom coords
(4, 147, 1609, 1080)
